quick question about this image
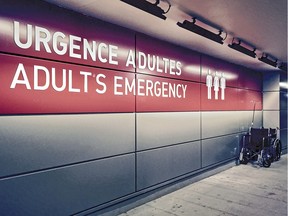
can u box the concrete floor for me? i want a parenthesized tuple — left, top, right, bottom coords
(119, 154, 287, 216)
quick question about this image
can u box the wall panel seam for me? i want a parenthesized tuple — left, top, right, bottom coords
(0, 152, 135, 181)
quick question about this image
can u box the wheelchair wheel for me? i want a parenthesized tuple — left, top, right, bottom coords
(275, 139, 282, 161)
(239, 148, 249, 164)
(262, 157, 271, 168)
(240, 155, 249, 164)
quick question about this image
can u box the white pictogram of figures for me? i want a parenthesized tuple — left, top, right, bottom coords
(220, 72, 226, 100)
(214, 71, 219, 100)
(206, 70, 213, 99)
(206, 70, 226, 101)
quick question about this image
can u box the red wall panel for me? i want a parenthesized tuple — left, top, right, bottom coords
(0, 54, 135, 114)
(201, 84, 239, 111)
(201, 55, 262, 91)
(237, 69, 262, 91)
(136, 74, 200, 112)
(0, 0, 135, 72)
(201, 84, 262, 111)
(136, 34, 201, 82)
(0, 0, 263, 114)
(238, 89, 263, 110)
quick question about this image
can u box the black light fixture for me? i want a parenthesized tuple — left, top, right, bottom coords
(120, 0, 171, 20)
(278, 62, 287, 72)
(228, 38, 256, 58)
(258, 53, 278, 68)
(177, 18, 225, 44)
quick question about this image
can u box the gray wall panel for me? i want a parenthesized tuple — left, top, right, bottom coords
(239, 111, 263, 131)
(202, 111, 240, 138)
(263, 111, 280, 128)
(137, 141, 201, 190)
(202, 134, 239, 167)
(137, 112, 200, 150)
(0, 154, 135, 216)
(280, 91, 288, 111)
(280, 129, 287, 149)
(280, 109, 287, 129)
(239, 111, 255, 132)
(0, 114, 135, 177)
(253, 111, 263, 128)
(263, 92, 280, 110)
(263, 73, 279, 91)
(239, 111, 253, 132)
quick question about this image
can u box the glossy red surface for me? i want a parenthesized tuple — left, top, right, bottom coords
(0, 54, 135, 114)
(201, 84, 262, 111)
(136, 34, 201, 82)
(0, 0, 263, 114)
(136, 74, 200, 112)
(201, 55, 262, 91)
(0, 1, 135, 72)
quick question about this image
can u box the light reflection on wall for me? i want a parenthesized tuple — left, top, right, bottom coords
(201, 66, 239, 81)
(279, 82, 288, 89)
(0, 18, 13, 38)
(183, 65, 199, 75)
(221, 71, 238, 80)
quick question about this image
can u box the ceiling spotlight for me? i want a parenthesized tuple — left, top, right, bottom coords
(177, 18, 224, 44)
(258, 53, 278, 67)
(120, 0, 171, 20)
(228, 38, 256, 58)
(278, 62, 287, 72)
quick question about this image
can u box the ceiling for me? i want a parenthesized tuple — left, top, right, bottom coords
(45, 0, 287, 73)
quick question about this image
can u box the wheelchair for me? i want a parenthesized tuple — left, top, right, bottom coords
(239, 127, 282, 168)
